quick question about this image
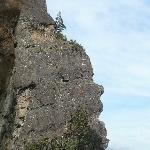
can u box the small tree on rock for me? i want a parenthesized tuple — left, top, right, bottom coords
(55, 11, 66, 33)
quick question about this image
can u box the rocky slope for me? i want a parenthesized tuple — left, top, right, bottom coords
(0, 0, 108, 149)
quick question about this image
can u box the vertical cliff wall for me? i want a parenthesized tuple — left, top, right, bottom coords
(0, 0, 108, 149)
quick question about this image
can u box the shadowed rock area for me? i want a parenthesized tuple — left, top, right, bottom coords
(0, 0, 108, 149)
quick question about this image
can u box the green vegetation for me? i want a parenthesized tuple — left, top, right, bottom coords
(69, 40, 83, 51)
(50, 108, 92, 150)
(56, 32, 67, 41)
(55, 11, 67, 41)
(25, 138, 49, 150)
(55, 11, 66, 33)
(54, 12, 84, 47)
(25, 108, 103, 150)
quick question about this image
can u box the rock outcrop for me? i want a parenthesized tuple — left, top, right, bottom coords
(0, 0, 108, 149)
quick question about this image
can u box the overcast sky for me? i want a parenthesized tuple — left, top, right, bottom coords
(47, 0, 150, 149)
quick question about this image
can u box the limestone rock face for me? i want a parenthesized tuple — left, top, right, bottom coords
(0, 0, 108, 149)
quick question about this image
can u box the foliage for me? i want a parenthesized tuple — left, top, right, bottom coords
(69, 40, 83, 51)
(54, 11, 67, 41)
(25, 138, 49, 150)
(55, 11, 66, 33)
(50, 108, 92, 150)
(25, 108, 103, 150)
(56, 32, 67, 41)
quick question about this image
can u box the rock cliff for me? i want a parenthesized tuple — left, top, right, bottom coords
(0, 0, 108, 149)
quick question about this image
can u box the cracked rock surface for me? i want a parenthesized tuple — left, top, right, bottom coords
(0, 0, 108, 149)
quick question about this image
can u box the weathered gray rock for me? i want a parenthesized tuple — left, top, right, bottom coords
(0, 0, 108, 149)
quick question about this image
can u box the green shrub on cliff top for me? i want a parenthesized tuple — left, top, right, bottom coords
(69, 40, 83, 51)
(54, 11, 67, 41)
(55, 11, 66, 33)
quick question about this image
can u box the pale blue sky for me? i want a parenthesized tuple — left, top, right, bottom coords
(47, 0, 150, 149)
